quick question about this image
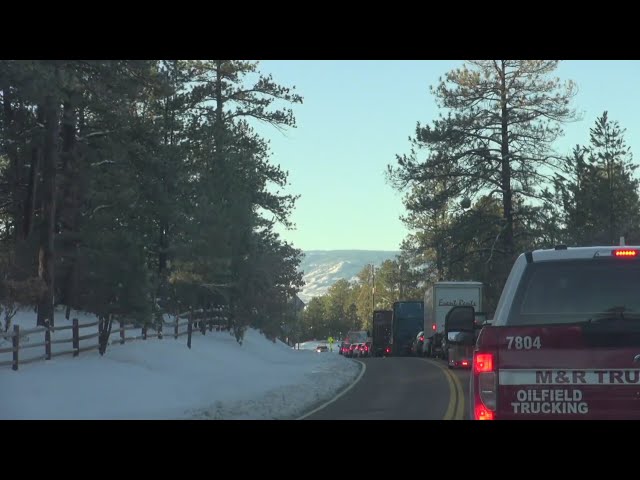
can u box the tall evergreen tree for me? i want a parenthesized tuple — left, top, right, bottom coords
(390, 60, 578, 262)
(557, 112, 640, 246)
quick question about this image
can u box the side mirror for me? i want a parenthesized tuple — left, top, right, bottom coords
(473, 311, 492, 329)
(445, 306, 476, 344)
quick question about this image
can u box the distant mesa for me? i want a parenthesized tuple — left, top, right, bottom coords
(297, 250, 399, 302)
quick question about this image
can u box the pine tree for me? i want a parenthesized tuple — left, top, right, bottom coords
(557, 112, 640, 246)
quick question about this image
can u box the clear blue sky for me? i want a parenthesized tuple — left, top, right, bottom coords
(252, 60, 640, 252)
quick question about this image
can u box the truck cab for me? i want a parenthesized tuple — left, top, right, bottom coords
(444, 311, 489, 369)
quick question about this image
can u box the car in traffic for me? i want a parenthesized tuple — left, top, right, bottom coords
(357, 342, 371, 358)
(316, 345, 328, 353)
(411, 331, 425, 356)
(346, 344, 358, 358)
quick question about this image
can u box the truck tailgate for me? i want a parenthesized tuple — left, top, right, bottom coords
(493, 324, 640, 419)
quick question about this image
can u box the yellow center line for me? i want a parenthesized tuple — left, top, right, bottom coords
(421, 358, 457, 420)
(449, 369, 466, 420)
(441, 366, 456, 420)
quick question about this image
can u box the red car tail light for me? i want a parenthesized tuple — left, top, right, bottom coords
(472, 351, 497, 419)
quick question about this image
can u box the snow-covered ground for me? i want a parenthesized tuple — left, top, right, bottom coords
(0, 308, 361, 420)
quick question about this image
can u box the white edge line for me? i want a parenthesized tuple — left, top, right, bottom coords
(296, 360, 367, 420)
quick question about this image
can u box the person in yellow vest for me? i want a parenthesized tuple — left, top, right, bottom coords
(327, 336, 334, 352)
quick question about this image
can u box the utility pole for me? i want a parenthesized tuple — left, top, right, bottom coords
(371, 264, 375, 313)
(399, 261, 404, 301)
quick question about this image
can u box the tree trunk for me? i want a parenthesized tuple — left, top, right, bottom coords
(158, 224, 168, 273)
(59, 101, 79, 316)
(499, 60, 514, 257)
(37, 96, 59, 327)
(608, 154, 615, 244)
(23, 107, 44, 239)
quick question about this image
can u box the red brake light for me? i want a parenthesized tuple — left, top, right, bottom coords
(420, 335, 424, 341)
(474, 353, 494, 373)
(474, 405, 495, 420)
(461, 360, 469, 367)
(614, 249, 638, 257)
(431, 324, 436, 331)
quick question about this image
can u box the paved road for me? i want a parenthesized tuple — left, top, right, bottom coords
(304, 356, 470, 420)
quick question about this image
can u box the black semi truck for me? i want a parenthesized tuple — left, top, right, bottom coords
(371, 310, 392, 356)
(391, 301, 424, 356)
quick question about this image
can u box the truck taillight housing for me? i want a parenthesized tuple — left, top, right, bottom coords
(431, 324, 436, 331)
(472, 351, 497, 420)
(474, 353, 493, 373)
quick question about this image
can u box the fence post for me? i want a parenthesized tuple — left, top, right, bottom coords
(174, 315, 179, 339)
(200, 312, 206, 336)
(158, 319, 163, 340)
(45, 319, 51, 360)
(12, 325, 19, 371)
(187, 310, 193, 349)
(142, 324, 147, 340)
(120, 320, 125, 345)
(72, 318, 79, 357)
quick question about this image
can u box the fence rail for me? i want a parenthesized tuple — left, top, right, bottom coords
(1, 311, 230, 371)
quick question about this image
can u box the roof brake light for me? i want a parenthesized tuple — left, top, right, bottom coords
(614, 249, 638, 257)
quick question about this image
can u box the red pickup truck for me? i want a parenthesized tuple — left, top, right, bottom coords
(447, 245, 640, 420)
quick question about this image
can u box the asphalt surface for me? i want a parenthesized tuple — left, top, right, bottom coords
(304, 356, 470, 420)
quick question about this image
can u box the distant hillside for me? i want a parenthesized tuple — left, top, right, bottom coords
(298, 250, 399, 303)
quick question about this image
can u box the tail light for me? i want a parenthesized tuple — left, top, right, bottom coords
(474, 405, 495, 421)
(472, 351, 497, 420)
(474, 353, 493, 373)
(431, 324, 436, 331)
(420, 335, 424, 341)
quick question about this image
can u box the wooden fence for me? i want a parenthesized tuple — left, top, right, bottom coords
(0, 310, 229, 371)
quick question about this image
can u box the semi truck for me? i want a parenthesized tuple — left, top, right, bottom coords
(444, 309, 488, 369)
(371, 310, 392, 356)
(391, 301, 424, 356)
(423, 281, 483, 359)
